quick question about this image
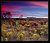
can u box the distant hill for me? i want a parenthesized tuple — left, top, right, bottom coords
(1, 17, 48, 21)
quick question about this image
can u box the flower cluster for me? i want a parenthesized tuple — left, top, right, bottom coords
(1, 19, 48, 41)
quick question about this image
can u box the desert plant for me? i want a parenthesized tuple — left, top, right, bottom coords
(1, 37, 4, 41)
(32, 28, 37, 33)
(4, 38, 8, 41)
(40, 31, 45, 35)
(17, 31, 26, 40)
(32, 33, 40, 39)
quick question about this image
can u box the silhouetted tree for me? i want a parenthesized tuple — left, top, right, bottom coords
(1, 12, 12, 19)
(1, 13, 5, 18)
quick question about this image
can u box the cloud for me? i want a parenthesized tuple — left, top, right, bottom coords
(1, 5, 23, 14)
(36, 17, 48, 18)
(37, 12, 47, 14)
(43, 14, 48, 17)
(1, 2, 48, 18)
(29, 2, 48, 8)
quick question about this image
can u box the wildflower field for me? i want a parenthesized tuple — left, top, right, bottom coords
(1, 19, 48, 41)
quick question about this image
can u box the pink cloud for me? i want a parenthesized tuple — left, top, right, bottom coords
(2, 4, 38, 15)
(2, 5, 22, 12)
(12, 14, 27, 16)
(29, 2, 48, 8)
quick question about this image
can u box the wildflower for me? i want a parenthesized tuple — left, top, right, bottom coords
(4, 38, 8, 41)
(32, 33, 40, 38)
(40, 31, 44, 35)
(17, 31, 26, 40)
(6, 31, 13, 36)
(33, 29, 37, 33)
(1, 37, 3, 41)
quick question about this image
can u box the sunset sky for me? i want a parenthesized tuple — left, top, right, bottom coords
(1, 1, 48, 18)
